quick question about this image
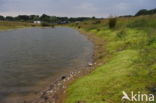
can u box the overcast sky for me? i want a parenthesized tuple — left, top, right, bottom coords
(0, 0, 155, 17)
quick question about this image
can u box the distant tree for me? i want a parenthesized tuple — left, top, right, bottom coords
(40, 14, 51, 22)
(29, 15, 40, 21)
(15, 15, 30, 21)
(92, 16, 96, 19)
(135, 9, 148, 16)
(149, 8, 156, 14)
(6, 16, 14, 21)
(58, 17, 68, 22)
(135, 8, 156, 16)
(0, 14, 92, 23)
(50, 16, 58, 23)
(0, 15, 4, 20)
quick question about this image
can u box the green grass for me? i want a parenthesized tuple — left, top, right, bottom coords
(66, 50, 139, 103)
(65, 15, 156, 103)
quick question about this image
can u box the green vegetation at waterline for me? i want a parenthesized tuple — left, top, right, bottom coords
(65, 14, 156, 103)
(41, 22, 55, 28)
(0, 21, 55, 30)
(0, 21, 38, 30)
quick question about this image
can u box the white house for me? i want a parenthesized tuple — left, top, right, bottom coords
(33, 21, 41, 24)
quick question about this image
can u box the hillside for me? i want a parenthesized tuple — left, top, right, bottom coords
(65, 14, 156, 103)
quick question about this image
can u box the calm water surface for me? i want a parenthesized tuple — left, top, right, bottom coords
(0, 27, 93, 103)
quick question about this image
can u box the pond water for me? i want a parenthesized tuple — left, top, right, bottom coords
(0, 27, 93, 103)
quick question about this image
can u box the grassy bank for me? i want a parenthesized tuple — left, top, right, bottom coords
(0, 21, 38, 30)
(65, 15, 156, 103)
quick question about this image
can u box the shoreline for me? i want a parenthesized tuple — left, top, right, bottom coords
(31, 27, 106, 103)
(32, 66, 95, 103)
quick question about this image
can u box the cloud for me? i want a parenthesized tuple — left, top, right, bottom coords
(0, 0, 155, 17)
(76, 2, 97, 11)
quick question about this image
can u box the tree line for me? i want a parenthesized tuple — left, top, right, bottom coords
(0, 14, 92, 24)
(0, 8, 155, 24)
(135, 8, 156, 16)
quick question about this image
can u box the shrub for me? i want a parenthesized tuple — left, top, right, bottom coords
(109, 18, 117, 29)
(97, 29, 100, 32)
(78, 26, 81, 29)
(41, 22, 50, 27)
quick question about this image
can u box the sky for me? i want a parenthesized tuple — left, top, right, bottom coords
(0, 0, 156, 17)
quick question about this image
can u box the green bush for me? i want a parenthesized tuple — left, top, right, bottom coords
(41, 22, 55, 28)
(41, 22, 51, 27)
(109, 18, 117, 29)
(78, 26, 81, 29)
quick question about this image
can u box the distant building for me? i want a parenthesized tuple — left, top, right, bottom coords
(58, 21, 70, 24)
(33, 21, 41, 24)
